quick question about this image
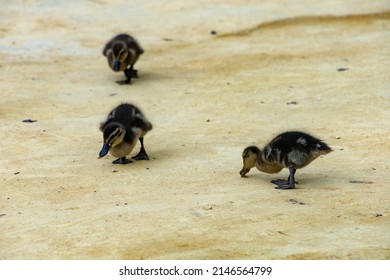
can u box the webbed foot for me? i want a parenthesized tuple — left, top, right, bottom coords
(132, 149, 149, 161)
(116, 78, 131, 85)
(112, 157, 132, 164)
(271, 179, 289, 185)
(271, 179, 299, 185)
(275, 184, 295, 190)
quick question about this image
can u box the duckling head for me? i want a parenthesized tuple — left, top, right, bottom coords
(240, 146, 261, 177)
(99, 123, 126, 157)
(107, 42, 128, 72)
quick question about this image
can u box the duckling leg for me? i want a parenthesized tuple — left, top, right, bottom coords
(117, 66, 139, 85)
(274, 166, 296, 189)
(132, 137, 149, 160)
(128, 65, 138, 78)
(116, 74, 131, 85)
(112, 157, 132, 164)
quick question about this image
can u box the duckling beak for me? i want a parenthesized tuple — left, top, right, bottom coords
(113, 60, 121, 71)
(240, 167, 250, 177)
(99, 143, 111, 158)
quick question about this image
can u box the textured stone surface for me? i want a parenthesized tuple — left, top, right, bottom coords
(1, 1, 389, 259)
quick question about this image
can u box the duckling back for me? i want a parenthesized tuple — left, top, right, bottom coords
(103, 33, 144, 65)
(100, 103, 152, 143)
(264, 131, 332, 169)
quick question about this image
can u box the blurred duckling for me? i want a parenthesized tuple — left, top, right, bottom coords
(240, 131, 332, 189)
(99, 103, 152, 164)
(103, 33, 144, 85)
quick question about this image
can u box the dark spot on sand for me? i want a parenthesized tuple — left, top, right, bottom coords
(288, 199, 305, 205)
(22, 119, 37, 123)
(349, 180, 373, 184)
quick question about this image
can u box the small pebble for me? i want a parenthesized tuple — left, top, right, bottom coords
(372, 213, 383, 217)
(112, 169, 118, 173)
(210, 30, 217, 35)
(203, 204, 215, 211)
(337, 67, 349, 72)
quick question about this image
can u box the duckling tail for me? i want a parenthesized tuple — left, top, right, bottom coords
(316, 141, 333, 154)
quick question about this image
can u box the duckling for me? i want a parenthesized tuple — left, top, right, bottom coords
(103, 33, 144, 85)
(99, 103, 152, 164)
(240, 131, 332, 189)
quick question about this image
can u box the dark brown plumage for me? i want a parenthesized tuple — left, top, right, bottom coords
(103, 34, 144, 85)
(240, 131, 332, 189)
(99, 103, 152, 164)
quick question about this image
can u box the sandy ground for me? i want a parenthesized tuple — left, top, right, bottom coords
(1, 1, 390, 260)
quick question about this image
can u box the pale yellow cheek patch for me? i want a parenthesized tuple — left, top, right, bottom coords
(121, 51, 128, 61)
(111, 133, 124, 147)
(243, 154, 257, 169)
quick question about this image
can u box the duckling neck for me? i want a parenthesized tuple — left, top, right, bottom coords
(256, 155, 283, 174)
(110, 140, 137, 158)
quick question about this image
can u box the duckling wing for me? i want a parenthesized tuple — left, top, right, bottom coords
(132, 114, 152, 132)
(123, 35, 144, 56)
(103, 34, 143, 56)
(270, 131, 331, 167)
(272, 131, 329, 151)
